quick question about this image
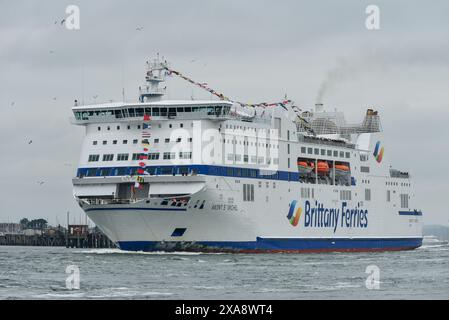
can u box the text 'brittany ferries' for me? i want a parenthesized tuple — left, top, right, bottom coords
(304, 200, 368, 233)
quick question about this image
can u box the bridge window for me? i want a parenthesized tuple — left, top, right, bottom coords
(114, 110, 123, 118)
(135, 108, 144, 117)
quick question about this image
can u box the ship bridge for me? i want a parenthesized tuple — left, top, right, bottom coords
(71, 100, 235, 125)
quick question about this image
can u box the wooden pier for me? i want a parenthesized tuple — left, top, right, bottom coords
(0, 225, 116, 249)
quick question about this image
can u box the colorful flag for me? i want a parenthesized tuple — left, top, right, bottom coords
(143, 114, 151, 121)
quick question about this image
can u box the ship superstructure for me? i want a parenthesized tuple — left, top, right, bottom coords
(71, 57, 422, 252)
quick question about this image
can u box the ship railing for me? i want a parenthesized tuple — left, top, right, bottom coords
(298, 134, 356, 149)
(81, 198, 142, 205)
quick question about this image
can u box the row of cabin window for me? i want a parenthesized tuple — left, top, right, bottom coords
(93, 137, 193, 146)
(95, 123, 193, 131)
(227, 154, 279, 165)
(301, 146, 350, 159)
(88, 152, 192, 162)
(225, 124, 276, 133)
(386, 181, 411, 187)
(224, 139, 279, 148)
(97, 125, 142, 131)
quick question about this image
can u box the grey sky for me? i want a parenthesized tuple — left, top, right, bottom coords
(0, 0, 448, 226)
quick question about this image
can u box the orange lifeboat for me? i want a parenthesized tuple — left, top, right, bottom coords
(297, 161, 308, 167)
(333, 164, 350, 177)
(297, 161, 313, 174)
(334, 164, 350, 171)
(316, 161, 330, 174)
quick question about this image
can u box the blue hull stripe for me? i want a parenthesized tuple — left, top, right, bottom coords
(78, 164, 303, 183)
(117, 237, 423, 252)
(399, 210, 423, 216)
(85, 207, 187, 212)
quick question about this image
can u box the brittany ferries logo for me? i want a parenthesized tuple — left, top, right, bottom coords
(286, 200, 302, 227)
(287, 200, 369, 232)
(373, 141, 384, 163)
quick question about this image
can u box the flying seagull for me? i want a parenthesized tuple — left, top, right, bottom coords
(11, 102, 15, 107)
(28, 140, 33, 145)
(136, 27, 143, 31)
(37, 181, 45, 186)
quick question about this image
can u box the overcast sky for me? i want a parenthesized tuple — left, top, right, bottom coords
(0, 0, 448, 226)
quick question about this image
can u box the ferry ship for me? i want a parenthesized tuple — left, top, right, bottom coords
(71, 57, 423, 253)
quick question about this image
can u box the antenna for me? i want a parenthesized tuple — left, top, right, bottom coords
(81, 66, 85, 105)
(139, 55, 168, 103)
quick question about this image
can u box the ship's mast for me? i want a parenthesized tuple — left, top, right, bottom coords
(139, 54, 168, 103)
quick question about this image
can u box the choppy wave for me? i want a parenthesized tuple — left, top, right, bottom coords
(2, 245, 449, 299)
(75, 248, 221, 256)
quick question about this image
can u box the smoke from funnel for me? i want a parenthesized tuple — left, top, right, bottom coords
(316, 58, 356, 103)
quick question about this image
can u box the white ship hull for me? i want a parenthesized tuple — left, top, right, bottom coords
(79, 173, 422, 253)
